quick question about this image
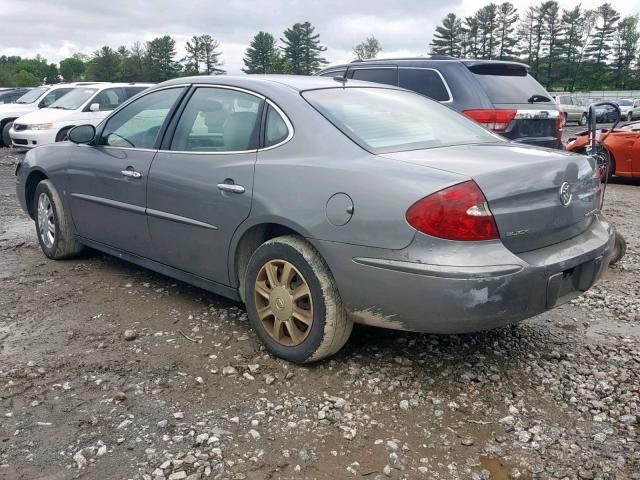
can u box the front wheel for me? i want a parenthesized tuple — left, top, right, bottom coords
(579, 113, 587, 126)
(55, 127, 72, 142)
(609, 231, 627, 266)
(1, 121, 13, 147)
(244, 235, 352, 363)
(628, 113, 633, 122)
(34, 180, 84, 259)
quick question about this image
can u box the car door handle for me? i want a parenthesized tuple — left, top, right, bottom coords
(217, 183, 245, 194)
(121, 169, 142, 179)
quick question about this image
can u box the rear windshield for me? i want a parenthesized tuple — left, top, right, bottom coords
(303, 87, 500, 154)
(468, 64, 551, 105)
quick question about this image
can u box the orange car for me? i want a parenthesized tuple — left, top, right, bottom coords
(566, 122, 640, 178)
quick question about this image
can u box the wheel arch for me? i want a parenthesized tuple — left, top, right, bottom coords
(55, 125, 75, 142)
(229, 218, 319, 302)
(25, 169, 49, 219)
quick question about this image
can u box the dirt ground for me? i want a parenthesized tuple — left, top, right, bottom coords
(0, 138, 638, 479)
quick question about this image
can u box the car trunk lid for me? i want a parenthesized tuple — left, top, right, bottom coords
(382, 143, 601, 253)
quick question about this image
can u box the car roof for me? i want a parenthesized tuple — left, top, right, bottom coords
(158, 74, 382, 92)
(319, 57, 530, 72)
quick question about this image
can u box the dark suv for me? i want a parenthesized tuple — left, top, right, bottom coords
(317, 57, 563, 149)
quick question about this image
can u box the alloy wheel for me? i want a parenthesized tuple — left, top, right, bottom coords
(254, 259, 313, 347)
(37, 193, 55, 249)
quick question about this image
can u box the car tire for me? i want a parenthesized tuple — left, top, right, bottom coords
(609, 231, 627, 266)
(627, 113, 633, 122)
(34, 180, 85, 260)
(55, 127, 72, 142)
(579, 113, 587, 126)
(244, 235, 352, 363)
(1, 121, 13, 147)
(603, 149, 616, 180)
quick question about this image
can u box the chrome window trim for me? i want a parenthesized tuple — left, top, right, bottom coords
(398, 67, 453, 104)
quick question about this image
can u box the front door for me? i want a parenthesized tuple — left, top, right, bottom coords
(67, 87, 185, 257)
(146, 86, 263, 284)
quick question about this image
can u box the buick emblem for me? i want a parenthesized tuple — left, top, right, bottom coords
(559, 182, 572, 206)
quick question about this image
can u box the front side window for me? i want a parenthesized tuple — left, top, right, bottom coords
(170, 87, 261, 152)
(100, 87, 184, 149)
(399, 68, 451, 102)
(15, 87, 49, 104)
(303, 87, 500, 154)
(264, 105, 289, 147)
(91, 88, 126, 111)
(350, 68, 398, 86)
(40, 88, 73, 107)
(49, 88, 98, 110)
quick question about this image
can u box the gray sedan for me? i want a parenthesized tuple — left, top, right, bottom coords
(15, 75, 615, 363)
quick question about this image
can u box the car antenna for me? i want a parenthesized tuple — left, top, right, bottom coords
(333, 76, 347, 89)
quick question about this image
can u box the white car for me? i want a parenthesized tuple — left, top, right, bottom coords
(616, 98, 634, 121)
(0, 83, 91, 147)
(10, 83, 152, 148)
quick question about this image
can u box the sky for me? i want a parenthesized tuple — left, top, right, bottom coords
(1, 0, 639, 74)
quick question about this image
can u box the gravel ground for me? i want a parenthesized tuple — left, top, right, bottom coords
(0, 143, 638, 480)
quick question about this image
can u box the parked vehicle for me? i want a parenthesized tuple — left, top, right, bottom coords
(552, 94, 587, 125)
(566, 120, 640, 179)
(616, 99, 634, 121)
(0, 88, 31, 105)
(625, 98, 640, 121)
(0, 84, 88, 147)
(317, 57, 564, 149)
(15, 76, 614, 363)
(10, 83, 152, 148)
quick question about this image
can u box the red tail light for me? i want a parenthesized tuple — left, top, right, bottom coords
(463, 109, 517, 132)
(406, 181, 499, 241)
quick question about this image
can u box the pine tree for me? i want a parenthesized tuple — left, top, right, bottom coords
(586, 3, 620, 66)
(541, 1, 563, 89)
(281, 22, 327, 75)
(613, 16, 640, 88)
(145, 36, 181, 82)
(476, 4, 499, 59)
(183, 36, 203, 74)
(353, 36, 383, 60)
(430, 14, 463, 57)
(199, 35, 225, 75)
(462, 16, 480, 58)
(86, 46, 121, 81)
(496, 3, 518, 60)
(243, 32, 279, 73)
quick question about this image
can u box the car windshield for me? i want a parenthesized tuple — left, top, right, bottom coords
(49, 87, 98, 110)
(15, 87, 49, 104)
(303, 87, 501, 154)
(618, 99, 633, 106)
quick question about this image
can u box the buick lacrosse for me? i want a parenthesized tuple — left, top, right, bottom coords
(16, 75, 615, 363)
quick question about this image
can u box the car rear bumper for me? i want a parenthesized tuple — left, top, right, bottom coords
(315, 215, 614, 334)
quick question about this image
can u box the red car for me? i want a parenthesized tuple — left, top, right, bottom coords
(566, 122, 640, 179)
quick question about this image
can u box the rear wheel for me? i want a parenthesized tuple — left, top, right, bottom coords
(34, 180, 84, 259)
(603, 149, 616, 180)
(628, 113, 633, 122)
(244, 235, 352, 363)
(579, 113, 587, 126)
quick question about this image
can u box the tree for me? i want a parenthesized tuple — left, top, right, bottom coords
(613, 15, 640, 88)
(541, 1, 563, 89)
(243, 32, 281, 73)
(476, 4, 499, 59)
(59, 57, 85, 82)
(281, 21, 327, 75)
(85, 46, 121, 81)
(586, 3, 620, 66)
(462, 15, 480, 58)
(430, 14, 463, 57)
(496, 3, 519, 59)
(183, 35, 203, 74)
(199, 35, 225, 75)
(10, 70, 40, 87)
(353, 36, 382, 60)
(145, 36, 181, 82)
(559, 5, 585, 89)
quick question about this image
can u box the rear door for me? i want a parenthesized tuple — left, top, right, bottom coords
(465, 63, 561, 149)
(145, 86, 263, 284)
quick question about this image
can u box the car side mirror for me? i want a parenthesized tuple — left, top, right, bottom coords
(89, 103, 100, 112)
(68, 124, 96, 144)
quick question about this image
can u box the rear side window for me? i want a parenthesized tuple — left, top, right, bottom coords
(399, 68, 451, 102)
(468, 64, 551, 105)
(264, 105, 289, 148)
(351, 68, 398, 86)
